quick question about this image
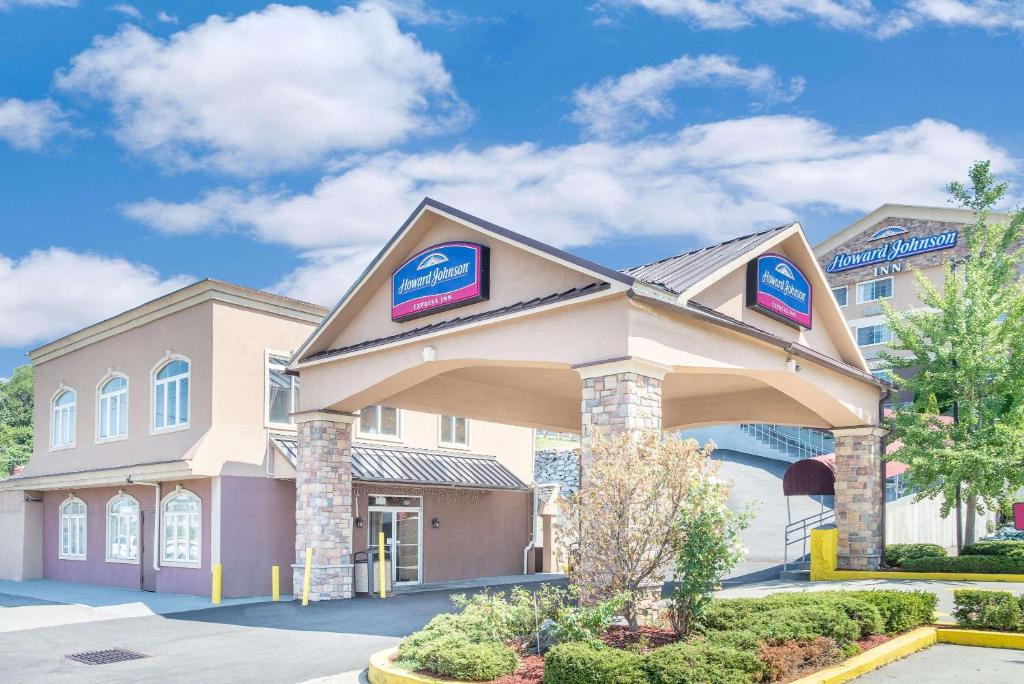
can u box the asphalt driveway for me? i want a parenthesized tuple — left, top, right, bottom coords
(0, 584, 528, 683)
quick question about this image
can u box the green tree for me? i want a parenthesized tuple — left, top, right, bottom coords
(881, 161, 1024, 549)
(0, 364, 33, 477)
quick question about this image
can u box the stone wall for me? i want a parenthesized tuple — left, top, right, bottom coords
(833, 428, 885, 570)
(294, 416, 354, 600)
(534, 449, 580, 495)
(580, 372, 663, 462)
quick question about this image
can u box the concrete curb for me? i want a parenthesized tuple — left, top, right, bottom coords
(367, 648, 444, 684)
(789, 626, 938, 684)
(937, 626, 1024, 649)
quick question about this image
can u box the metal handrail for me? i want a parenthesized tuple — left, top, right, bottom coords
(741, 423, 834, 460)
(783, 506, 835, 571)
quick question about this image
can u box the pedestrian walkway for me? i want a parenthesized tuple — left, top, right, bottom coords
(0, 579, 279, 633)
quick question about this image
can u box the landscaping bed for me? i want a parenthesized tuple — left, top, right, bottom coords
(388, 587, 938, 684)
(884, 541, 1024, 574)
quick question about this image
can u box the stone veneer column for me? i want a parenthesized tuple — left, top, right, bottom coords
(293, 411, 355, 601)
(578, 361, 665, 466)
(833, 427, 886, 570)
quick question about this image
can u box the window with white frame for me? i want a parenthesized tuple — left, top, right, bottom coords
(857, 324, 893, 347)
(832, 285, 848, 307)
(359, 405, 400, 438)
(59, 496, 87, 559)
(97, 375, 128, 441)
(51, 388, 76, 449)
(439, 415, 469, 447)
(162, 488, 201, 566)
(871, 368, 894, 382)
(267, 354, 299, 426)
(857, 277, 893, 303)
(153, 358, 190, 431)
(106, 493, 139, 562)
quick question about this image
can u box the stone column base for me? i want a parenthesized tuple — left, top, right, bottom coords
(292, 563, 355, 601)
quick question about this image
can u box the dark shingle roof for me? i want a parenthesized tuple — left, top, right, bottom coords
(622, 224, 793, 294)
(270, 436, 527, 490)
(304, 282, 609, 363)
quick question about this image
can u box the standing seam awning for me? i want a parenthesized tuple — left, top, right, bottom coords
(270, 436, 527, 490)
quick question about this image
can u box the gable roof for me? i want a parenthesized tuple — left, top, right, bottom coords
(622, 224, 794, 294)
(813, 203, 1011, 257)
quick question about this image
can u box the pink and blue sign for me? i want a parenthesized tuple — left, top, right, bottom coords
(391, 242, 490, 322)
(746, 253, 813, 329)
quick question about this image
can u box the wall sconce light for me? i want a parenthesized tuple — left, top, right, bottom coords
(786, 357, 801, 373)
(354, 516, 364, 528)
(431, 518, 441, 529)
(422, 345, 437, 363)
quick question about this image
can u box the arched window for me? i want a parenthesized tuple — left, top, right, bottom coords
(59, 496, 87, 560)
(51, 388, 76, 449)
(106, 493, 139, 562)
(97, 375, 128, 441)
(161, 487, 201, 566)
(153, 358, 190, 431)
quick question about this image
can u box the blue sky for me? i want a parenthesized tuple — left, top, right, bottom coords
(1, 0, 1023, 376)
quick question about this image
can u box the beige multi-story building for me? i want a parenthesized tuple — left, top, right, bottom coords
(814, 204, 1011, 381)
(0, 279, 535, 596)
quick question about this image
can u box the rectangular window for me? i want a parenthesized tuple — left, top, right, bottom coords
(832, 286, 848, 307)
(439, 415, 469, 447)
(267, 355, 299, 426)
(856, 277, 893, 303)
(359, 405, 400, 437)
(857, 324, 893, 347)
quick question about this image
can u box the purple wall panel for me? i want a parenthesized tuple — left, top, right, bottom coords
(219, 476, 295, 598)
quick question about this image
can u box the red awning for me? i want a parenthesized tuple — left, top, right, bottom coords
(782, 452, 908, 497)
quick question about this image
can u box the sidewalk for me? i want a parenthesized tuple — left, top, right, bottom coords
(0, 579, 280, 633)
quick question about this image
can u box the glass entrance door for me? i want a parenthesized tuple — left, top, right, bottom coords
(368, 506, 421, 584)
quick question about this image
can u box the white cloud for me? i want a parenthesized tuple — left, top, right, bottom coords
(156, 10, 177, 24)
(123, 115, 1015, 258)
(107, 3, 141, 20)
(880, 0, 1024, 38)
(56, 2, 468, 174)
(0, 249, 193, 347)
(571, 54, 805, 139)
(270, 246, 380, 306)
(367, 0, 466, 25)
(0, 0, 77, 10)
(600, 0, 875, 30)
(0, 98, 74, 151)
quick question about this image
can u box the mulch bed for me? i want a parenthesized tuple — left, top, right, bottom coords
(601, 625, 678, 651)
(491, 654, 545, 684)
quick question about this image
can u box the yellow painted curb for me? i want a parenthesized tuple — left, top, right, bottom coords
(788, 627, 938, 684)
(368, 647, 446, 684)
(937, 627, 1024, 650)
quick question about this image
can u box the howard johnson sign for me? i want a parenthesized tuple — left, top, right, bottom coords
(746, 254, 812, 329)
(825, 229, 958, 273)
(392, 242, 490, 322)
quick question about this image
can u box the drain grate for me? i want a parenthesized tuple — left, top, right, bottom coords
(66, 649, 148, 665)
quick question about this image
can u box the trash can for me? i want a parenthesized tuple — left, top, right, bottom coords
(369, 549, 393, 595)
(353, 551, 369, 596)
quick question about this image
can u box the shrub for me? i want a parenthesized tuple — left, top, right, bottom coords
(542, 642, 646, 684)
(701, 593, 882, 642)
(953, 590, 1024, 631)
(758, 637, 843, 681)
(961, 541, 1024, 559)
(414, 636, 517, 681)
(644, 642, 763, 684)
(885, 544, 946, 567)
(837, 590, 937, 633)
(901, 555, 1024, 574)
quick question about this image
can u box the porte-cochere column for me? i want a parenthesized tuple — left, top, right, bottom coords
(578, 361, 665, 462)
(293, 410, 355, 601)
(833, 426, 886, 570)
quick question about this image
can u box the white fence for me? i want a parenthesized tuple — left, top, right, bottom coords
(886, 494, 995, 551)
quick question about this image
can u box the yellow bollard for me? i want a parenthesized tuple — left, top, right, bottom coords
(212, 563, 223, 605)
(378, 531, 387, 599)
(302, 548, 313, 606)
(271, 565, 280, 602)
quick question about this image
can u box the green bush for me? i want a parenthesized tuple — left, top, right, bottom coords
(885, 544, 947, 567)
(416, 636, 517, 681)
(836, 591, 937, 633)
(700, 593, 882, 643)
(901, 555, 1024, 574)
(644, 642, 762, 684)
(961, 541, 1024, 559)
(953, 590, 1024, 632)
(542, 642, 646, 684)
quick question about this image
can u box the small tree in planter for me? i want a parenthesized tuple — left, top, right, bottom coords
(558, 430, 727, 628)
